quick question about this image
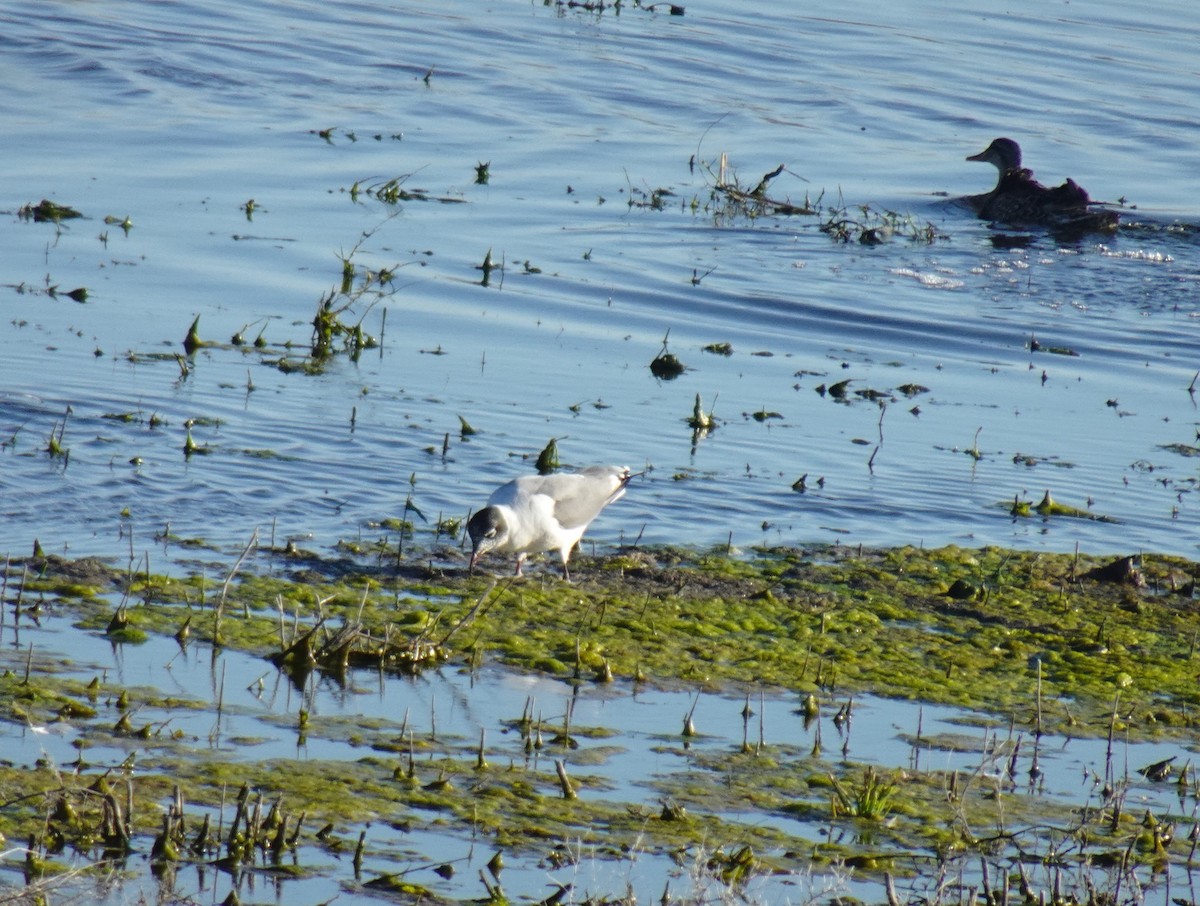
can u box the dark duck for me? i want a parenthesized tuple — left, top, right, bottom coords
(966, 137, 1118, 233)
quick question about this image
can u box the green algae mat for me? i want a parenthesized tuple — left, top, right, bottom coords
(3, 543, 1198, 904)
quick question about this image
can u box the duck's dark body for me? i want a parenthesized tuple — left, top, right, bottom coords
(966, 138, 1118, 233)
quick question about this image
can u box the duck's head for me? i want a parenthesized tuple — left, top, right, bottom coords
(967, 137, 1022, 174)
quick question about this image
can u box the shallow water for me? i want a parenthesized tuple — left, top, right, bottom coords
(5, 607, 1199, 905)
(3, 0, 1200, 901)
(2, 0, 1200, 571)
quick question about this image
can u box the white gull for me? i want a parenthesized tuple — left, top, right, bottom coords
(467, 465, 632, 580)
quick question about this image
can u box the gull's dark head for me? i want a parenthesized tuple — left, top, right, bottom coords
(967, 137, 1022, 173)
(467, 506, 507, 572)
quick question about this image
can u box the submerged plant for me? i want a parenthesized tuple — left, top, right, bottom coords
(829, 766, 897, 820)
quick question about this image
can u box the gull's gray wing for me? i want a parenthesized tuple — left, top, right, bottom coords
(546, 465, 630, 530)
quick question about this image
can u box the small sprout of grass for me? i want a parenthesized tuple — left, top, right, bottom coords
(966, 426, 983, 460)
(688, 393, 718, 442)
(829, 765, 897, 820)
(458, 415, 477, 438)
(183, 316, 203, 354)
(64, 287, 88, 303)
(713, 845, 758, 887)
(801, 693, 819, 721)
(474, 161, 490, 185)
(46, 409, 70, 459)
(183, 429, 200, 458)
(477, 247, 500, 272)
(536, 438, 560, 474)
(702, 342, 733, 356)
(487, 851, 503, 878)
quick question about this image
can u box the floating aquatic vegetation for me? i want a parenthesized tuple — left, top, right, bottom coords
(1029, 334, 1080, 356)
(649, 330, 686, 380)
(348, 173, 465, 206)
(1010, 490, 1120, 523)
(815, 378, 852, 400)
(554, 0, 685, 15)
(103, 213, 133, 233)
(694, 155, 945, 244)
(54, 286, 88, 302)
(2, 277, 90, 302)
(19, 199, 83, 223)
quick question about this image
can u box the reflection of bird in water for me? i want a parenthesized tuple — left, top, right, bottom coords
(467, 465, 632, 580)
(966, 137, 1119, 233)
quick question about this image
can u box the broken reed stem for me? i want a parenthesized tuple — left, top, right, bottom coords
(476, 728, 488, 770)
(356, 582, 370, 621)
(275, 594, 287, 650)
(884, 870, 901, 906)
(1, 556, 9, 629)
(353, 828, 366, 874)
(1035, 659, 1043, 736)
(125, 779, 135, 841)
(16, 563, 28, 614)
(215, 528, 259, 639)
(554, 760, 577, 799)
(439, 579, 502, 647)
